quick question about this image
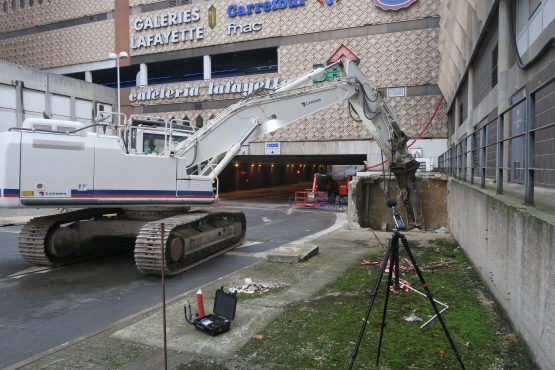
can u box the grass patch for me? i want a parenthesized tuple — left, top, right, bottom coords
(175, 236, 536, 369)
(236, 238, 536, 369)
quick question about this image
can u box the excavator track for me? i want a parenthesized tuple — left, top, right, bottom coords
(134, 211, 246, 276)
(18, 208, 122, 266)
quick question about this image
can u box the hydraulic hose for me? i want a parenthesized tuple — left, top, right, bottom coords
(365, 95, 445, 170)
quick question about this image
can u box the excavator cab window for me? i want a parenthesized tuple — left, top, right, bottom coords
(143, 135, 161, 154)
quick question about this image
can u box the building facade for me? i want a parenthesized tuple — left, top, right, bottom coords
(0, 60, 115, 133)
(0, 0, 447, 171)
(438, 1, 554, 368)
(438, 0, 555, 188)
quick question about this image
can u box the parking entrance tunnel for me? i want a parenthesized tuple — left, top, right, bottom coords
(217, 154, 366, 192)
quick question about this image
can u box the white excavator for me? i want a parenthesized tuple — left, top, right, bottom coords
(0, 58, 423, 276)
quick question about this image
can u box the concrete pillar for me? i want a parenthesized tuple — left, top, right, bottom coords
(15, 80, 24, 127)
(70, 96, 76, 121)
(203, 55, 212, 80)
(498, 1, 513, 183)
(466, 67, 475, 180)
(497, 0, 513, 113)
(454, 96, 461, 138)
(45, 74, 52, 117)
(137, 63, 148, 86)
(85, 71, 93, 82)
(114, 0, 131, 68)
(277, 46, 282, 75)
(467, 67, 474, 124)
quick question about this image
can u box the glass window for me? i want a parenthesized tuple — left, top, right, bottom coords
(195, 116, 203, 128)
(147, 57, 203, 85)
(387, 87, 405, 97)
(529, 0, 541, 17)
(491, 45, 498, 88)
(211, 48, 277, 79)
(91, 65, 140, 88)
(142, 133, 164, 154)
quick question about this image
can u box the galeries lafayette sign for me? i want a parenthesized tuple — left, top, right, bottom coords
(130, 9, 203, 49)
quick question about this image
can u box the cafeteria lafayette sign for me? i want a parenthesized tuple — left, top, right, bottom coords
(129, 77, 285, 102)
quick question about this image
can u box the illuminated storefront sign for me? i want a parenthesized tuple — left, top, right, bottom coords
(371, 0, 417, 11)
(228, 22, 263, 35)
(227, 0, 305, 17)
(130, 9, 204, 49)
(129, 77, 285, 102)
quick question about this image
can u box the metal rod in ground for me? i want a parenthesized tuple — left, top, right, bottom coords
(161, 223, 168, 370)
(348, 243, 393, 370)
(400, 234, 466, 370)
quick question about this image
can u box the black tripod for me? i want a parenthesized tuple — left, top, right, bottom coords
(348, 200, 465, 370)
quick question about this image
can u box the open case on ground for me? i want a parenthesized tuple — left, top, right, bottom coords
(186, 287, 237, 336)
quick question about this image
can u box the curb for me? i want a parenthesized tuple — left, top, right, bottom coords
(0, 222, 26, 227)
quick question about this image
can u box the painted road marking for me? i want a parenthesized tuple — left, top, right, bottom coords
(8, 266, 55, 278)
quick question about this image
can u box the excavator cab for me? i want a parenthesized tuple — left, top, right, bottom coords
(126, 117, 197, 155)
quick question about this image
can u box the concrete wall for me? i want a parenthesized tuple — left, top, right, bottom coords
(0, 60, 116, 132)
(348, 172, 448, 231)
(448, 179, 555, 370)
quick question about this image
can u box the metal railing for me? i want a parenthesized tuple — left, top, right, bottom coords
(438, 74, 555, 206)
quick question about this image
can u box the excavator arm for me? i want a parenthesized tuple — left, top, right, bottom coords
(175, 57, 423, 226)
(342, 59, 424, 227)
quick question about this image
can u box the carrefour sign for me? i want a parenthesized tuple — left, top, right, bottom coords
(227, 0, 305, 17)
(372, 0, 417, 10)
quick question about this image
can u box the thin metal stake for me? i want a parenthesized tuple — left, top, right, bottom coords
(161, 223, 168, 370)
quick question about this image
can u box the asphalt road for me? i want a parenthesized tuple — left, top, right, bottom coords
(0, 193, 337, 368)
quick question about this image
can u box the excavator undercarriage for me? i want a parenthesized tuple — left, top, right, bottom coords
(18, 208, 246, 276)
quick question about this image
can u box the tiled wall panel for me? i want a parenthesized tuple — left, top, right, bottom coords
(0, 0, 114, 34)
(0, 20, 115, 69)
(129, 0, 439, 56)
(278, 29, 440, 87)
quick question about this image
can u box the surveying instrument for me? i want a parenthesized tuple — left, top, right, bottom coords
(348, 199, 466, 369)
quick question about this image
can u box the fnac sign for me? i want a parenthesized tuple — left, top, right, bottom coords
(313, 45, 359, 83)
(372, 0, 417, 11)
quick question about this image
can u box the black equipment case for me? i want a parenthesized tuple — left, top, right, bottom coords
(192, 287, 237, 336)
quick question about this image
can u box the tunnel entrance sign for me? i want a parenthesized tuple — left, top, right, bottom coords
(265, 142, 281, 155)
